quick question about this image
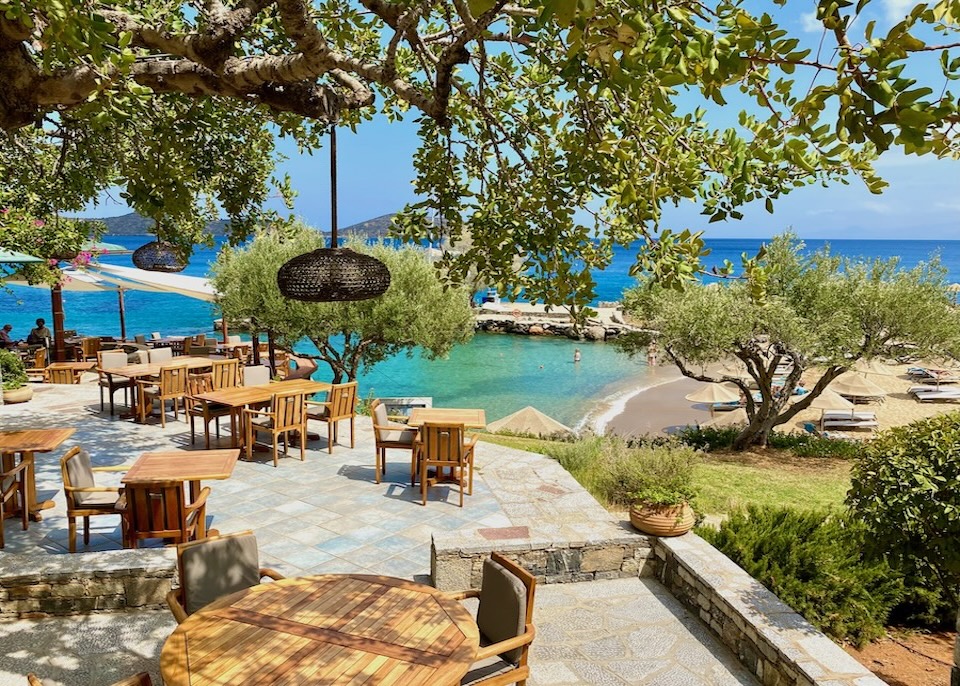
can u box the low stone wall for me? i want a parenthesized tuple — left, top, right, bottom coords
(654, 534, 885, 686)
(431, 532, 654, 591)
(0, 549, 176, 619)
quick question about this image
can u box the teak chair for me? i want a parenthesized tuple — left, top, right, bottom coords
(79, 336, 100, 361)
(28, 673, 152, 686)
(415, 422, 477, 507)
(370, 399, 417, 484)
(60, 447, 127, 553)
(166, 530, 284, 624)
(122, 481, 211, 548)
(24, 347, 47, 383)
(137, 366, 189, 427)
(306, 381, 358, 454)
(244, 389, 308, 467)
(211, 358, 240, 389)
(97, 349, 133, 416)
(150, 346, 174, 362)
(46, 367, 81, 384)
(449, 553, 537, 686)
(0, 459, 29, 549)
(185, 374, 233, 449)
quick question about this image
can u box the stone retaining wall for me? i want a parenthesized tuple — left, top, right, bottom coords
(654, 534, 885, 686)
(431, 532, 654, 591)
(0, 550, 176, 619)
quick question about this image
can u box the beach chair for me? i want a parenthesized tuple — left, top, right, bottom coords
(447, 553, 537, 686)
(414, 422, 477, 507)
(306, 381, 358, 454)
(165, 531, 284, 624)
(60, 447, 126, 553)
(244, 389, 308, 467)
(370, 399, 417, 484)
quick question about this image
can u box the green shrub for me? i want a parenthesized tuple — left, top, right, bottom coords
(698, 506, 903, 646)
(675, 425, 739, 451)
(543, 436, 608, 499)
(847, 411, 960, 624)
(676, 425, 864, 459)
(593, 437, 700, 507)
(0, 349, 27, 390)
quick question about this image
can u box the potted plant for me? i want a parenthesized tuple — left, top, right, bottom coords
(600, 439, 698, 537)
(0, 349, 32, 403)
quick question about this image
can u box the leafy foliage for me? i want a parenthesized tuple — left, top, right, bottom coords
(675, 426, 865, 459)
(211, 224, 475, 382)
(0, 349, 27, 390)
(847, 411, 960, 620)
(699, 506, 904, 647)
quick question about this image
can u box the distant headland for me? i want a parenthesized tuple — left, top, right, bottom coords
(83, 212, 397, 239)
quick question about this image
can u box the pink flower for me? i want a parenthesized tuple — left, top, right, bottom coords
(0, 208, 9, 214)
(33, 219, 45, 227)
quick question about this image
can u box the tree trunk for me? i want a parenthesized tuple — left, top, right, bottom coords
(733, 412, 781, 450)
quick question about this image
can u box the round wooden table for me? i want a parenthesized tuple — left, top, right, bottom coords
(160, 574, 480, 685)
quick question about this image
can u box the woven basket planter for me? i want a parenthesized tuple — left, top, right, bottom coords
(629, 501, 694, 537)
(133, 241, 187, 272)
(277, 248, 391, 302)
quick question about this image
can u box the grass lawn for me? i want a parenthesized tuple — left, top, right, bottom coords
(480, 434, 851, 516)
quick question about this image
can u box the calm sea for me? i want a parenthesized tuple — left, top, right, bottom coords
(3, 236, 959, 426)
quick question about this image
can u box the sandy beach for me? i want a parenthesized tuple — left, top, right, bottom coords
(603, 361, 960, 438)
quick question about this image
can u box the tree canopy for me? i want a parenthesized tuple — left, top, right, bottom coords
(2, 0, 959, 305)
(210, 226, 475, 382)
(619, 234, 960, 448)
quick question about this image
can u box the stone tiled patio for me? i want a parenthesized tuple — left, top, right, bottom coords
(0, 379, 760, 685)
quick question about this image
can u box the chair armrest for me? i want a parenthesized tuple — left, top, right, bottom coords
(474, 624, 535, 661)
(445, 589, 480, 601)
(260, 568, 286, 581)
(165, 589, 189, 625)
(242, 408, 272, 418)
(0, 460, 30, 479)
(184, 486, 212, 512)
(464, 433, 480, 448)
(66, 486, 120, 494)
(92, 465, 131, 472)
(304, 400, 330, 408)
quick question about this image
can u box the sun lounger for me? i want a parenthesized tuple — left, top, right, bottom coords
(911, 387, 960, 402)
(822, 410, 876, 421)
(823, 418, 879, 428)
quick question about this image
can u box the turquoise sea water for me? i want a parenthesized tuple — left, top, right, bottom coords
(3, 235, 960, 426)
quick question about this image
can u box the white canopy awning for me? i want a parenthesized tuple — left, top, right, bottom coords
(92, 264, 217, 302)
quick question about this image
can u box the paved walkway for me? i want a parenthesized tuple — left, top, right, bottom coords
(0, 380, 758, 685)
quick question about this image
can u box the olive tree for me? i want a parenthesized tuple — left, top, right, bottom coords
(211, 226, 475, 382)
(619, 234, 960, 449)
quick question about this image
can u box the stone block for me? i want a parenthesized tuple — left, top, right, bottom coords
(432, 555, 473, 592)
(581, 546, 624, 573)
(545, 548, 580, 577)
(7, 583, 53, 599)
(124, 576, 172, 607)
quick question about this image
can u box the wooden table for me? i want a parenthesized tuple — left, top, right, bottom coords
(122, 449, 240, 501)
(193, 379, 331, 448)
(407, 408, 487, 429)
(46, 361, 97, 374)
(0, 428, 75, 521)
(160, 574, 480, 686)
(103, 357, 215, 420)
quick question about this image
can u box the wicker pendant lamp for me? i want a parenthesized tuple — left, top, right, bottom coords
(277, 127, 391, 302)
(133, 224, 187, 272)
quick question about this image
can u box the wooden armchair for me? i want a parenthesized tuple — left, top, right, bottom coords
(28, 673, 152, 686)
(122, 481, 211, 548)
(46, 367, 81, 384)
(448, 553, 537, 686)
(24, 347, 47, 383)
(80, 336, 100, 361)
(97, 349, 134, 416)
(0, 459, 29, 549)
(415, 422, 477, 507)
(137, 366, 189, 427)
(166, 530, 284, 624)
(306, 381, 358, 454)
(244, 389, 308, 467)
(185, 374, 233, 449)
(60, 447, 126, 553)
(370, 399, 417, 484)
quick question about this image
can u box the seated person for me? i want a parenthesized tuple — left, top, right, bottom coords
(26, 318, 52, 345)
(0, 324, 14, 348)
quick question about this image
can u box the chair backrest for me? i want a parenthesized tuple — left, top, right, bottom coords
(159, 366, 189, 396)
(242, 365, 271, 386)
(211, 358, 240, 389)
(227, 335, 242, 345)
(187, 373, 215, 399)
(124, 481, 193, 544)
(327, 382, 358, 421)
(182, 337, 193, 355)
(371, 399, 389, 439)
(150, 332, 161, 340)
(81, 337, 100, 357)
(149, 347, 174, 363)
(131, 350, 150, 364)
(134, 334, 148, 345)
(176, 531, 262, 615)
(98, 350, 128, 370)
(194, 334, 206, 347)
(32, 347, 46, 369)
(60, 446, 96, 507)
(271, 390, 307, 431)
(47, 367, 79, 384)
(418, 423, 467, 465)
(476, 553, 537, 665)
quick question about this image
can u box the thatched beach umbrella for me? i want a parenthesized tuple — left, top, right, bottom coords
(703, 407, 748, 428)
(487, 406, 573, 438)
(809, 388, 856, 429)
(685, 382, 741, 417)
(830, 372, 886, 400)
(852, 358, 895, 376)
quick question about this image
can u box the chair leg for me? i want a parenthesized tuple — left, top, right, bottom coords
(350, 417, 355, 448)
(421, 461, 429, 506)
(327, 422, 333, 454)
(245, 423, 253, 461)
(273, 434, 279, 468)
(375, 447, 382, 484)
(99, 384, 105, 412)
(189, 414, 196, 444)
(160, 400, 167, 428)
(83, 515, 90, 544)
(300, 424, 306, 461)
(67, 516, 76, 553)
(468, 452, 475, 496)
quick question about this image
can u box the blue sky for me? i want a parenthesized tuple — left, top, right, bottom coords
(86, 1, 960, 241)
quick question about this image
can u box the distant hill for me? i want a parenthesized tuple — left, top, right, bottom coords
(86, 211, 398, 239)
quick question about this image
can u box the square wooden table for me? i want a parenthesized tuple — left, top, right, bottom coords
(192, 379, 331, 448)
(407, 408, 487, 429)
(122, 448, 240, 501)
(103, 357, 215, 420)
(160, 574, 480, 686)
(0, 428, 75, 521)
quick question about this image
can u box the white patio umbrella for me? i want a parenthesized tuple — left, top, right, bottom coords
(92, 263, 216, 302)
(487, 406, 573, 438)
(830, 372, 886, 400)
(0, 248, 44, 264)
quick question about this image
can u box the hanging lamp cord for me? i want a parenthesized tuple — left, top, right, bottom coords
(329, 125, 338, 249)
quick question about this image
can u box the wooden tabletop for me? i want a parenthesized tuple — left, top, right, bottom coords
(193, 379, 331, 408)
(46, 361, 97, 372)
(160, 574, 480, 686)
(122, 449, 240, 485)
(0, 428, 76, 453)
(407, 408, 487, 429)
(103, 356, 214, 379)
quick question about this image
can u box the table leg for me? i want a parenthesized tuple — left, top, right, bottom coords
(189, 480, 200, 502)
(12, 451, 54, 522)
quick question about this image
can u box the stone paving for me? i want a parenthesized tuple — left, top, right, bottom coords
(0, 380, 758, 685)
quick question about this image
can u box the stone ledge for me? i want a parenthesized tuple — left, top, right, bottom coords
(0, 550, 176, 620)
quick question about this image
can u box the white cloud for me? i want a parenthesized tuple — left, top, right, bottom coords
(861, 200, 894, 213)
(800, 13, 822, 32)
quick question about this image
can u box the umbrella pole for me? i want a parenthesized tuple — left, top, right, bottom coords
(267, 330, 277, 377)
(117, 288, 126, 341)
(221, 317, 228, 345)
(51, 281, 66, 362)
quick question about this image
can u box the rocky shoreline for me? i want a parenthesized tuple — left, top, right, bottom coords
(473, 302, 638, 341)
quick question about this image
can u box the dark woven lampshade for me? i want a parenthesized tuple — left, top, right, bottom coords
(277, 247, 391, 302)
(132, 241, 187, 272)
